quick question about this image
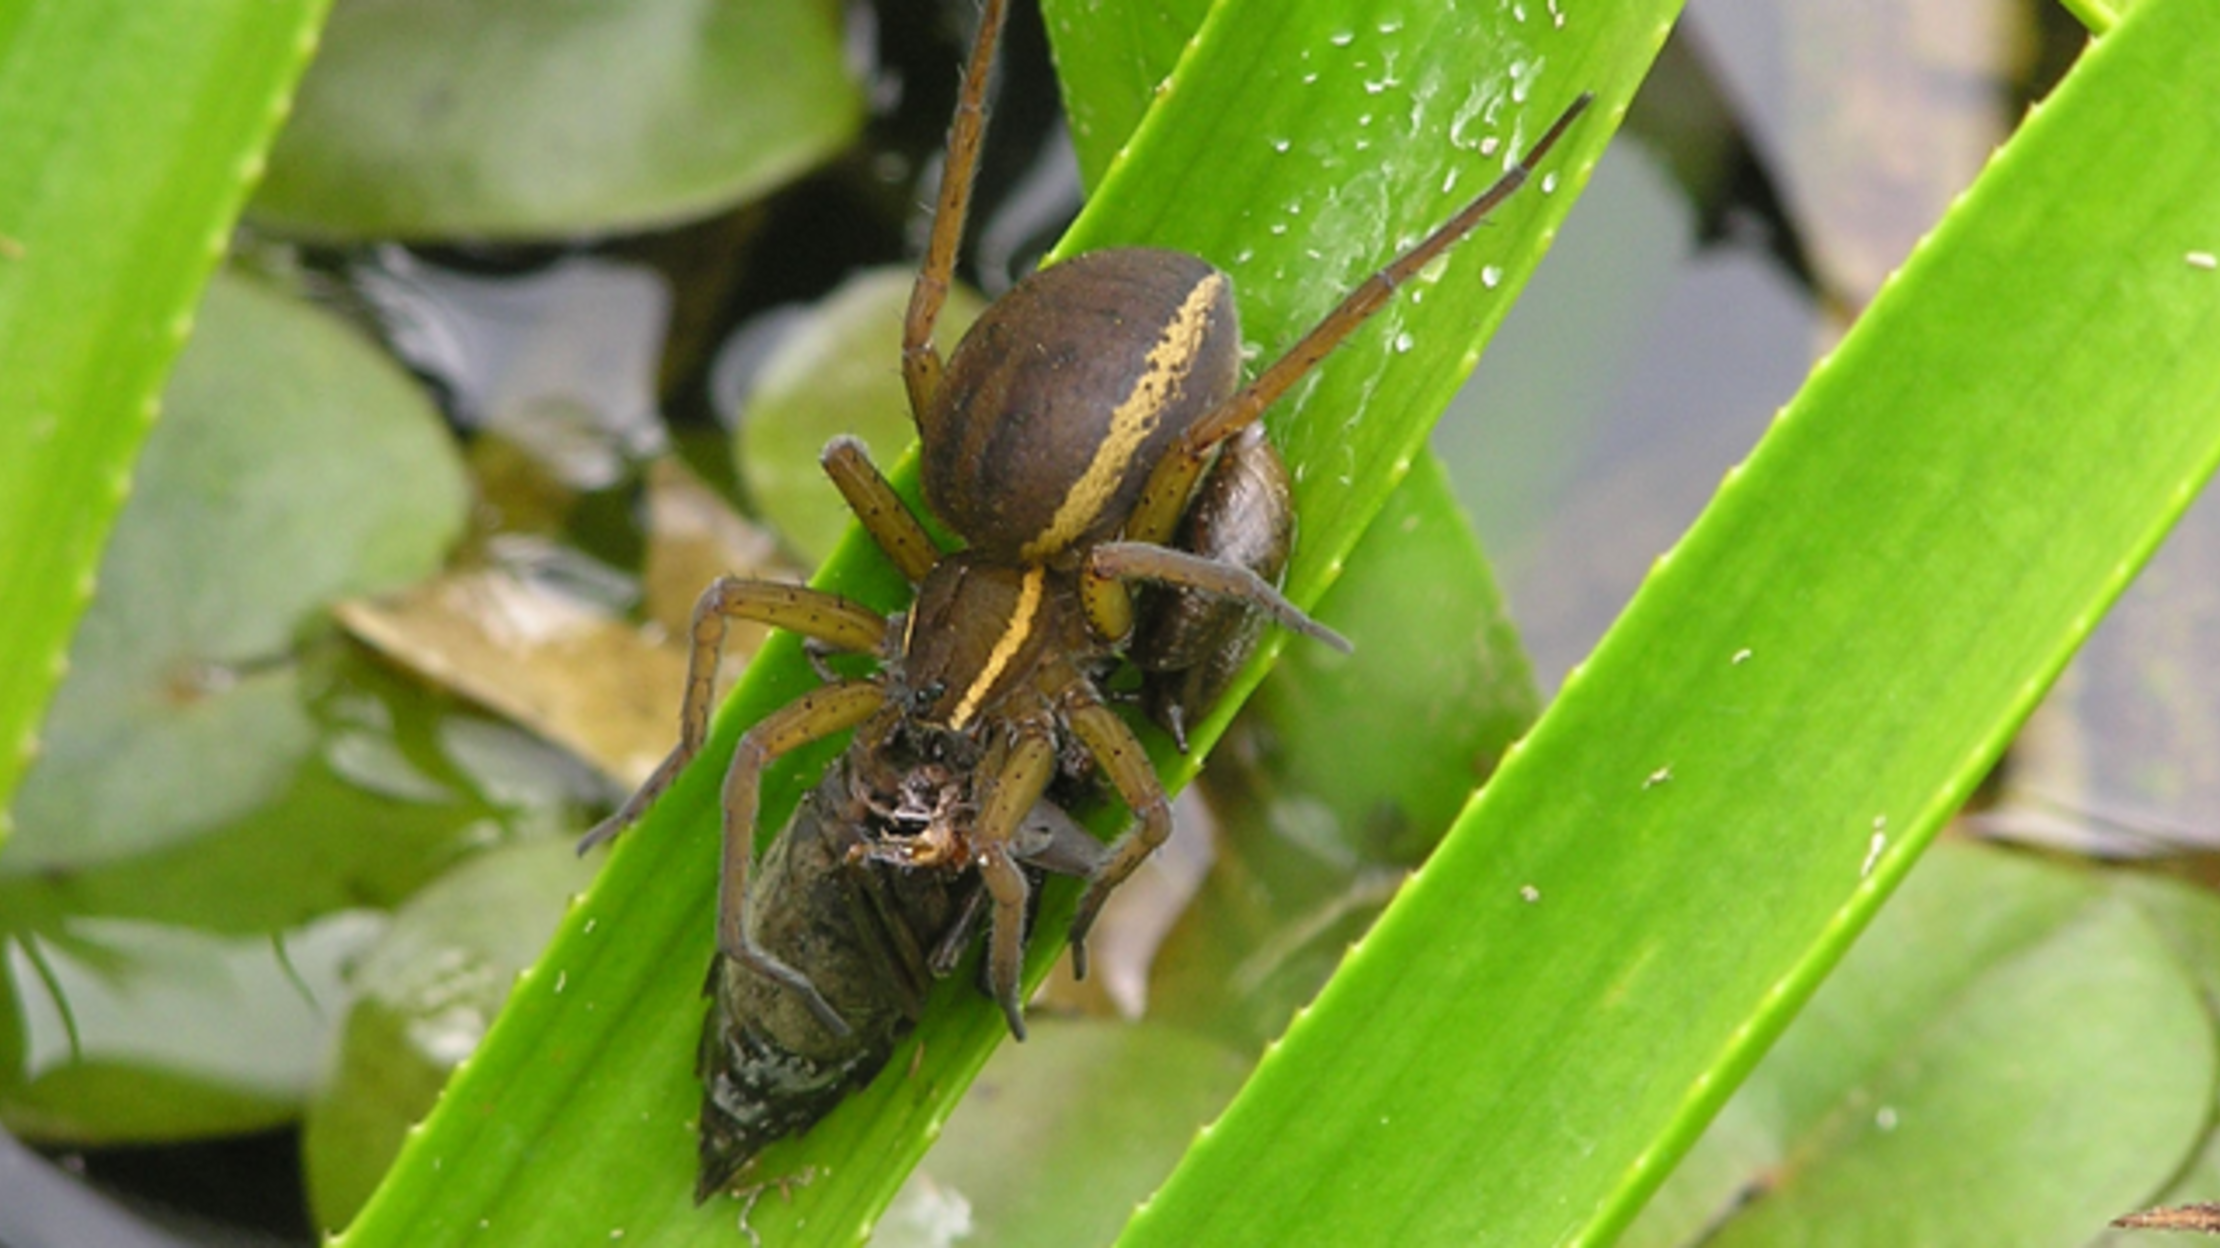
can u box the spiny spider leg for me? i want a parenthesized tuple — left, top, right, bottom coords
(714, 680, 886, 1038)
(1122, 92, 1597, 548)
(901, 0, 1009, 423)
(579, 579, 887, 852)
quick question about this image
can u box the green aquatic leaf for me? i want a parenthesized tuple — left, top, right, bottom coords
(305, 837, 602, 1232)
(0, 908, 382, 1143)
(0, 653, 598, 1143)
(8, 272, 469, 872)
(1147, 450, 1542, 1052)
(252, 0, 863, 240)
(883, 1018, 1251, 1248)
(0, 269, 481, 1145)
(1042, 0, 1215, 193)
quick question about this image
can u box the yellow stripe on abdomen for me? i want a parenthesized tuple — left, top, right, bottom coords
(1023, 272, 1225, 560)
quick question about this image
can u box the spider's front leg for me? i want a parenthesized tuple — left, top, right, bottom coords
(580, 578, 889, 852)
(1042, 659, 1174, 979)
(713, 681, 887, 1037)
(967, 722, 1058, 1039)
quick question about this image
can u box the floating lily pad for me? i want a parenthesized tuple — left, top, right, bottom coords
(252, 0, 864, 240)
(0, 642, 602, 1144)
(6, 270, 467, 874)
(885, 1019, 1250, 1248)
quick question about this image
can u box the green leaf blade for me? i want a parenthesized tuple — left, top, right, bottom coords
(1057, 0, 1657, 616)
(0, 0, 330, 836)
(1041, 0, 1213, 192)
(1120, 2, 2220, 1244)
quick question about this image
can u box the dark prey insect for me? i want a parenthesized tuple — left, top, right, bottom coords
(580, 0, 1591, 1199)
(689, 726, 1104, 1202)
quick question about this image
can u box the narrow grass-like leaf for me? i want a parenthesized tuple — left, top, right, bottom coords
(0, 0, 329, 836)
(1042, 0, 1214, 192)
(1122, 2, 2220, 1243)
(336, 0, 1655, 1242)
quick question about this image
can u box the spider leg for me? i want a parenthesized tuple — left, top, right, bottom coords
(580, 578, 888, 851)
(1084, 540, 1349, 653)
(822, 436, 941, 583)
(1120, 94, 1594, 546)
(716, 679, 888, 1038)
(1045, 663, 1173, 979)
(970, 724, 1058, 1039)
(903, 0, 1008, 424)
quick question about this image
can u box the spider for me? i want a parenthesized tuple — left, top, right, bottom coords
(584, 0, 1589, 1098)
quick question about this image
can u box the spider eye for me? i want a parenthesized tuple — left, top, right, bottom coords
(910, 681, 946, 715)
